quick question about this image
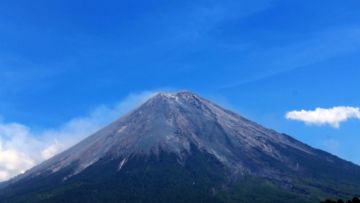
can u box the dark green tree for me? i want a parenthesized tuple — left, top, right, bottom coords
(353, 197, 360, 203)
(321, 197, 360, 203)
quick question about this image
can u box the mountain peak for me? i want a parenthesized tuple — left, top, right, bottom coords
(151, 91, 200, 101)
(2, 92, 360, 202)
(144, 91, 207, 111)
(24, 90, 314, 179)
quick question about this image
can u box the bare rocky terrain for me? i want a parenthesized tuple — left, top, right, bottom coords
(1, 92, 359, 203)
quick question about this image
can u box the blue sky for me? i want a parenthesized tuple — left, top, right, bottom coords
(1, 0, 360, 180)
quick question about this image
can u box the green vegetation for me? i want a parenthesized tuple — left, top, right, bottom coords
(321, 197, 360, 203)
(0, 148, 227, 203)
(0, 148, 359, 203)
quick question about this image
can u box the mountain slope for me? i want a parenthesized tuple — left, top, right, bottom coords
(1, 91, 360, 203)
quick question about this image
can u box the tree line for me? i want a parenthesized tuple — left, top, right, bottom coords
(321, 197, 360, 203)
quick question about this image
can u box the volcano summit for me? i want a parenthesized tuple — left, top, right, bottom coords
(1, 92, 359, 203)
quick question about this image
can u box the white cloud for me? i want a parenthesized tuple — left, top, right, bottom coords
(286, 106, 360, 128)
(41, 141, 63, 160)
(0, 91, 156, 182)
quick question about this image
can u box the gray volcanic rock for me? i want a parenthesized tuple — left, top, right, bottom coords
(25, 92, 313, 178)
(1, 91, 360, 203)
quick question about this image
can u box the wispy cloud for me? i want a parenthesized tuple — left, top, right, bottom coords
(219, 27, 360, 90)
(0, 91, 156, 182)
(286, 106, 360, 128)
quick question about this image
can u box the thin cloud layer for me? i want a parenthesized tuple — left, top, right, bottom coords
(286, 106, 360, 128)
(0, 91, 156, 182)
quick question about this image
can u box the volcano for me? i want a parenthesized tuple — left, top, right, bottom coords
(1, 91, 360, 203)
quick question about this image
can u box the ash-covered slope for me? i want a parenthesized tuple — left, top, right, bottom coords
(1, 92, 360, 203)
(18, 91, 314, 179)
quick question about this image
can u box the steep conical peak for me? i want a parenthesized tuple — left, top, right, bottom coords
(4, 92, 360, 203)
(21, 91, 314, 180)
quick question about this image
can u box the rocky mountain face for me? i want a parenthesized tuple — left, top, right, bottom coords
(1, 92, 360, 203)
